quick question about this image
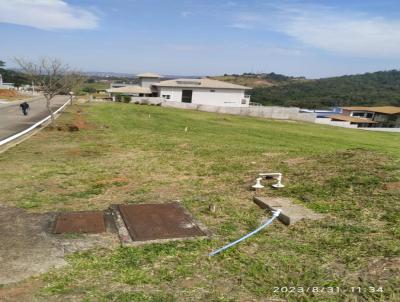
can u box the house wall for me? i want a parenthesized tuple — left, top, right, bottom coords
(0, 84, 14, 90)
(342, 109, 351, 116)
(373, 113, 400, 127)
(315, 118, 358, 128)
(140, 78, 160, 88)
(158, 87, 249, 107)
(158, 87, 182, 102)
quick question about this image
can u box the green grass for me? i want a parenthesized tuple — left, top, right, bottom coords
(83, 82, 110, 91)
(0, 102, 399, 301)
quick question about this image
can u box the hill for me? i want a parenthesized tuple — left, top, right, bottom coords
(248, 70, 400, 108)
(212, 72, 306, 88)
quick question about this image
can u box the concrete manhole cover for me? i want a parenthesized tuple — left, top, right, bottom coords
(53, 211, 106, 234)
(117, 202, 206, 241)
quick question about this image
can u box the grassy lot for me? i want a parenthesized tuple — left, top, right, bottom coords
(0, 102, 399, 301)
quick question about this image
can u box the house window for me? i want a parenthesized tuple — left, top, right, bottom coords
(241, 99, 247, 105)
(210, 89, 215, 92)
(162, 95, 171, 99)
(181, 90, 193, 103)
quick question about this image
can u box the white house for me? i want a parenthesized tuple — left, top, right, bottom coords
(0, 74, 14, 90)
(107, 73, 252, 107)
(137, 72, 163, 88)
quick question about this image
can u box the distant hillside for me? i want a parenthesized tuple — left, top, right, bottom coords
(249, 70, 400, 108)
(212, 72, 307, 88)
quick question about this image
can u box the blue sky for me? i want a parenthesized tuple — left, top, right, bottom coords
(1, 0, 400, 78)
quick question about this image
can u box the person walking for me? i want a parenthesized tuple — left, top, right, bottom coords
(19, 102, 30, 116)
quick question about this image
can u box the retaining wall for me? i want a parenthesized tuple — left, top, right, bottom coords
(130, 97, 163, 105)
(161, 101, 316, 122)
(359, 127, 400, 132)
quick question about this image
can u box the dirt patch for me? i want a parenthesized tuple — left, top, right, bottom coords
(73, 112, 88, 130)
(282, 157, 314, 166)
(53, 112, 90, 132)
(0, 90, 29, 101)
(360, 257, 400, 280)
(384, 182, 400, 191)
(0, 89, 17, 98)
(68, 148, 82, 156)
(56, 124, 79, 132)
(0, 279, 42, 302)
(96, 177, 130, 186)
(262, 152, 284, 157)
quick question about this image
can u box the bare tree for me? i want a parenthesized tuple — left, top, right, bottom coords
(15, 57, 84, 123)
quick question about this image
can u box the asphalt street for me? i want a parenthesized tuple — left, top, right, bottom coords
(0, 95, 70, 141)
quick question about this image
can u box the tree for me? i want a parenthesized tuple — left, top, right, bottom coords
(0, 60, 5, 68)
(15, 57, 84, 123)
(82, 86, 97, 94)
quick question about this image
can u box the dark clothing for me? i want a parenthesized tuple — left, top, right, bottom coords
(20, 102, 30, 116)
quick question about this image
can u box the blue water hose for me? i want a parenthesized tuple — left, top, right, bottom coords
(209, 209, 282, 257)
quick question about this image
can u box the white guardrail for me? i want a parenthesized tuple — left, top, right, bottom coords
(0, 97, 72, 146)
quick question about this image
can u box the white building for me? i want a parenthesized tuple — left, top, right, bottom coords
(137, 72, 163, 88)
(107, 73, 252, 107)
(0, 74, 15, 90)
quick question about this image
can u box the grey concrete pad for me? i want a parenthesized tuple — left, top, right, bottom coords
(253, 196, 324, 225)
(0, 205, 119, 285)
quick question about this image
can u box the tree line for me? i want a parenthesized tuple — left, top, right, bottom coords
(250, 70, 400, 108)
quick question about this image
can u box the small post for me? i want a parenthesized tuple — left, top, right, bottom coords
(69, 91, 74, 105)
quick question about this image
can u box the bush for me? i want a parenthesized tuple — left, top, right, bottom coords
(122, 95, 131, 103)
(82, 87, 97, 94)
(115, 94, 122, 102)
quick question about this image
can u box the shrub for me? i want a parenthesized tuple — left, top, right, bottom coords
(123, 95, 131, 103)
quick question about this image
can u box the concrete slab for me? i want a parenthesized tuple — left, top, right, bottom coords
(253, 196, 324, 225)
(0, 205, 119, 285)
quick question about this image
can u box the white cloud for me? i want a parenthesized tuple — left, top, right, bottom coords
(0, 0, 98, 30)
(281, 8, 400, 58)
(229, 23, 253, 29)
(164, 43, 210, 52)
(228, 12, 265, 29)
(228, 3, 400, 58)
(180, 11, 192, 18)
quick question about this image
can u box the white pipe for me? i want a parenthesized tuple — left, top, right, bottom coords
(252, 177, 264, 189)
(258, 172, 285, 188)
(0, 97, 72, 146)
(209, 209, 282, 256)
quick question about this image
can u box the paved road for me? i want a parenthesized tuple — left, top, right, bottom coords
(0, 95, 70, 141)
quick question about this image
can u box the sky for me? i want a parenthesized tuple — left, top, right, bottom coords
(1, 0, 400, 78)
